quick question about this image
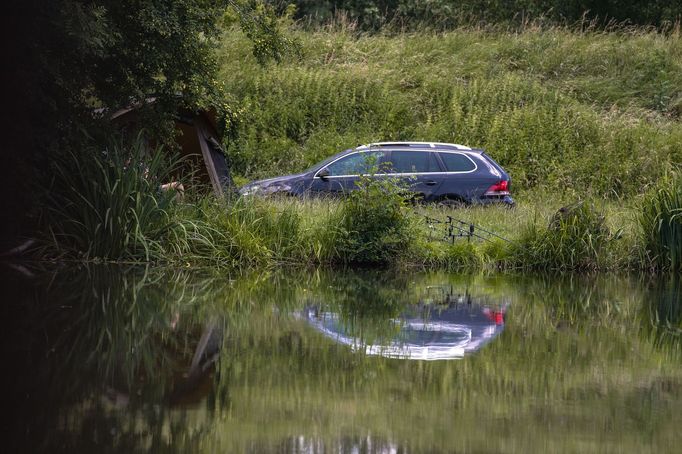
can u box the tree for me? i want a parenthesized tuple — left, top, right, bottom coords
(0, 0, 297, 247)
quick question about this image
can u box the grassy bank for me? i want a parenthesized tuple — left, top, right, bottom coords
(186, 193, 645, 271)
(219, 25, 682, 198)
(37, 133, 681, 271)
(33, 150, 653, 272)
(35, 25, 682, 273)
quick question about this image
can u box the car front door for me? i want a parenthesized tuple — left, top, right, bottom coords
(309, 151, 386, 197)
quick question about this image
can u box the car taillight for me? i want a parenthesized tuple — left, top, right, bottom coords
(485, 180, 510, 196)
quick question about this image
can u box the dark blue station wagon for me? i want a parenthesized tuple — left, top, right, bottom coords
(239, 142, 514, 206)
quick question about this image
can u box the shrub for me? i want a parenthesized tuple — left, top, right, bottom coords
(639, 172, 682, 272)
(337, 174, 415, 265)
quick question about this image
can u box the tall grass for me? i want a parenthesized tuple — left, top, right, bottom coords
(39, 136, 340, 266)
(170, 196, 338, 267)
(640, 171, 682, 271)
(507, 202, 616, 271)
(42, 135, 179, 261)
(40, 142, 649, 272)
(219, 26, 682, 198)
(35, 130, 662, 272)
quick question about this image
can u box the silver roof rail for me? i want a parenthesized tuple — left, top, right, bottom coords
(357, 141, 473, 151)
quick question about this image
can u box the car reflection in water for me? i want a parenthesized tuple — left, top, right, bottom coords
(302, 285, 508, 360)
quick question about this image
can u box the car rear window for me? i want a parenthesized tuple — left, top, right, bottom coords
(387, 151, 440, 173)
(438, 152, 476, 172)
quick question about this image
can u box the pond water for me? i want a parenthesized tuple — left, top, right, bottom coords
(2, 265, 681, 453)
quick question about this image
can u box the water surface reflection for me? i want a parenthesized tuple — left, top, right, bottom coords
(2, 266, 681, 453)
(302, 284, 508, 360)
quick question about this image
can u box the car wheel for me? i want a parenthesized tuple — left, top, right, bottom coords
(438, 197, 466, 209)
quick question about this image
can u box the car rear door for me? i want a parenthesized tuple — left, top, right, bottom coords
(435, 151, 489, 201)
(383, 150, 445, 201)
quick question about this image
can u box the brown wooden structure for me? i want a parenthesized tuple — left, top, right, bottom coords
(109, 104, 232, 196)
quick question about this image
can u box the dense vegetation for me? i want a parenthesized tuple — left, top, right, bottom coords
(1, 0, 295, 247)
(36, 20, 682, 272)
(36, 137, 676, 272)
(640, 171, 682, 272)
(220, 25, 682, 198)
(285, 0, 682, 30)
(5, 1, 679, 273)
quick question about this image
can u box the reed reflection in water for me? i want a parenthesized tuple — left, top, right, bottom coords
(2, 265, 681, 453)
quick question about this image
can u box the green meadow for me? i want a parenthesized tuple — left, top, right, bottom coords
(219, 24, 682, 198)
(40, 24, 682, 271)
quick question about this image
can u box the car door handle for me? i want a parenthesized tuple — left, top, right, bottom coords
(425, 180, 438, 186)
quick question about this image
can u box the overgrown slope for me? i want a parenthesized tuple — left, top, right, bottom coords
(218, 25, 682, 198)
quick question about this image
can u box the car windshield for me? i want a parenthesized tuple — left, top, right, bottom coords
(302, 150, 353, 174)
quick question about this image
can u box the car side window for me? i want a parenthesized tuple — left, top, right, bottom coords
(439, 152, 476, 172)
(387, 151, 440, 173)
(325, 151, 384, 176)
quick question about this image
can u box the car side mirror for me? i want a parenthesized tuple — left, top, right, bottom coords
(318, 168, 330, 180)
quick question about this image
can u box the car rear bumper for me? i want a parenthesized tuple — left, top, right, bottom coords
(477, 195, 515, 207)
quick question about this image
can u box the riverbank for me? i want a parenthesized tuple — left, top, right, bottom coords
(162, 193, 645, 271)
(30, 183, 654, 272)
(31, 24, 682, 272)
(35, 132, 682, 272)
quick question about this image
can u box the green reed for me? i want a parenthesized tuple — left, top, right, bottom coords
(640, 171, 682, 272)
(42, 135, 179, 262)
(507, 202, 616, 271)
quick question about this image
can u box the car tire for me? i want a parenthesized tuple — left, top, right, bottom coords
(438, 197, 466, 209)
